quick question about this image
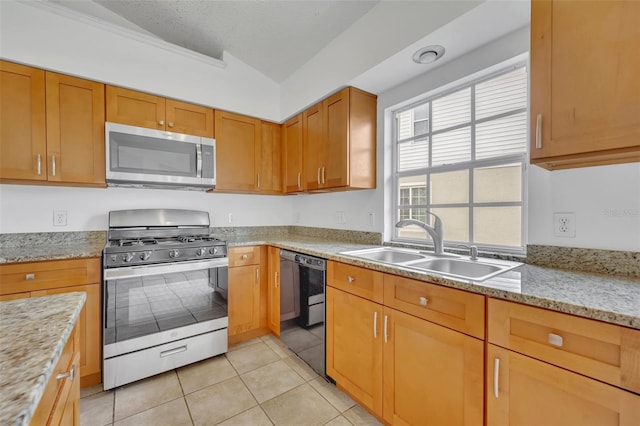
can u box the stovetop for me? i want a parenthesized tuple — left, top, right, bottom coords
(104, 234, 227, 267)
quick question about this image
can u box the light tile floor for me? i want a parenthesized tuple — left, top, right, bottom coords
(80, 334, 382, 426)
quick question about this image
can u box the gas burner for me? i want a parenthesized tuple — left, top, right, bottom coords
(178, 235, 200, 243)
(118, 238, 158, 247)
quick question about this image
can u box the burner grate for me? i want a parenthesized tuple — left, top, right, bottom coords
(118, 238, 159, 247)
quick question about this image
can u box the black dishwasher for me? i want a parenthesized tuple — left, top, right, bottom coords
(279, 249, 326, 376)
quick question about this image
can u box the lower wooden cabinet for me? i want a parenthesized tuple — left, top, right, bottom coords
(383, 307, 484, 426)
(0, 258, 101, 388)
(32, 322, 80, 426)
(326, 286, 383, 414)
(32, 283, 102, 387)
(228, 263, 261, 336)
(267, 246, 281, 337)
(487, 344, 640, 425)
(227, 246, 268, 344)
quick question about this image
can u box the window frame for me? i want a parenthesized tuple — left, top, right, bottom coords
(391, 63, 528, 255)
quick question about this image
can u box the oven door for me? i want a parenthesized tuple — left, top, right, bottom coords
(103, 258, 228, 359)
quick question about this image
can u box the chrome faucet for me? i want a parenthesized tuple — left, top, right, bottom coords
(395, 212, 444, 255)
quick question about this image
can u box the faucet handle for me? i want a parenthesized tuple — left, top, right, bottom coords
(469, 245, 479, 260)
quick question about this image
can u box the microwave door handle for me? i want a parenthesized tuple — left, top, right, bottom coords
(196, 144, 202, 178)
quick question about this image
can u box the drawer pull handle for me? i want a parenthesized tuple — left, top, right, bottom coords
(159, 120, 165, 126)
(347, 276, 355, 283)
(56, 365, 76, 381)
(535, 114, 542, 149)
(548, 333, 564, 347)
(26, 273, 36, 280)
(241, 254, 248, 260)
(383, 315, 388, 343)
(493, 358, 500, 398)
(275, 271, 279, 288)
(36, 154, 42, 175)
(373, 311, 378, 339)
(160, 345, 187, 358)
(419, 296, 428, 306)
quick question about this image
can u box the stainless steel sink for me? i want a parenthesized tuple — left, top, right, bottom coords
(339, 246, 521, 281)
(341, 247, 426, 263)
(407, 258, 517, 281)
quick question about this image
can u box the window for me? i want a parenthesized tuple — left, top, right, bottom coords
(393, 65, 527, 252)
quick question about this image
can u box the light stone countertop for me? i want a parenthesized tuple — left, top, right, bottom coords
(0, 232, 638, 330)
(0, 292, 86, 426)
(221, 235, 640, 330)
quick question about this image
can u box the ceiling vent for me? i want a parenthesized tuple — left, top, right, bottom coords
(412, 45, 445, 64)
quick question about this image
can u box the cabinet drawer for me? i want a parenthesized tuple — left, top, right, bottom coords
(327, 261, 383, 303)
(383, 274, 485, 339)
(228, 246, 261, 267)
(488, 298, 640, 394)
(31, 323, 78, 425)
(0, 258, 101, 295)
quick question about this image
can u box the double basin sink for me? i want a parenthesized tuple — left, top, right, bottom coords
(340, 246, 522, 281)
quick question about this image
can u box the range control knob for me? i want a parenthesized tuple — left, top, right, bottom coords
(209, 247, 218, 255)
(123, 253, 134, 263)
(169, 249, 180, 258)
(196, 248, 206, 256)
(140, 251, 151, 261)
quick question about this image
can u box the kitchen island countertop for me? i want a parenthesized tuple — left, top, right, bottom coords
(0, 292, 86, 426)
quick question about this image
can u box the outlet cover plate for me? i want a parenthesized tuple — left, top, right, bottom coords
(554, 212, 575, 237)
(53, 210, 67, 227)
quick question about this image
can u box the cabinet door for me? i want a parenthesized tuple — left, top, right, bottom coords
(45, 72, 105, 185)
(326, 286, 383, 416)
(106, 85, 166, 130)
(165, 99, 214, 138)
(383, 307, 483, 426)
(228, 265, 261, 336)
(258, 121, 282, 193)
(32, 283, 102, 388)
(282, 114, 304, 193)
(324, 89, 349, 189)
(530, 0, 640, 168)
(487, 344, 640, 426)
(303, 102, 324, 190)
(0, 61, 47, 181)
(267, 246, 281, 337)
(215, 110, 261, 192)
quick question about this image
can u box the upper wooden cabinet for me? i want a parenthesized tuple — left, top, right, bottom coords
(258, 121, 282, 194)
(215, 111, 283, 194)
(303, 87, 377, 191)
(282, 114, 304, 193)
(106, 86, 214, 138)
(0, 61, 46, 182)
(215, 110, 261, 192)
(0, 62, 105, 186)
(530, 0, 640, 169)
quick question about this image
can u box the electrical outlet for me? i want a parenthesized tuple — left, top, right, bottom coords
(335, 211, 346, 224)
(53, 210, 67, 227)
(554, 212, 575, 237)
(294, 212, 301, 223)
(368, 212, 375, 228)
(228, 213, 233, 224)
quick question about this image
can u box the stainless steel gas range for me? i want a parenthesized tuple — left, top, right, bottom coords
(102, 209, 228, 390)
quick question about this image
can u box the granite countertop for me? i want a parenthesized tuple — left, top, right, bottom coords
(0, 231, 105, 264)
(0, 232, 638, 331)
(0, 292, 86, 426)
(221, 235, 640, 330)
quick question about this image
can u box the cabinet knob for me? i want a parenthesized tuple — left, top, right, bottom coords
(419, 296, 428, 306)
(548, 333, 564, 347)
(168, 122, 174, 128)
(347, 276, 355, 283)
(25, 273, 35, 281)
(241, 254, 248, 260)
(159, 120, 165, 126)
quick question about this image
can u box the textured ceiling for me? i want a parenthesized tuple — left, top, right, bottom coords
(51, 0, 379, 82)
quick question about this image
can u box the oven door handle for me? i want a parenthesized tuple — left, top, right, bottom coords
(104, 258, 229, 280)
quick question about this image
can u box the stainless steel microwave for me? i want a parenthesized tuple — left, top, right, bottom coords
(106, 122, 215, 190)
